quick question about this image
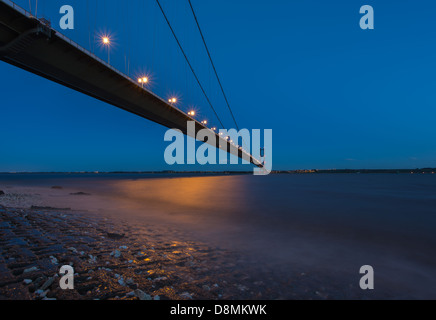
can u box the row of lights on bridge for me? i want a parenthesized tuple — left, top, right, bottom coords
(100, 35, 245, 153)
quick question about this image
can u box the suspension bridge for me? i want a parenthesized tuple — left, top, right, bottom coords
(0, 0, 263, 167)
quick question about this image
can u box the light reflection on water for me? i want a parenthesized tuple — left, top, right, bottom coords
(107, 176, 251, 224)
(100, 174, 436, 240)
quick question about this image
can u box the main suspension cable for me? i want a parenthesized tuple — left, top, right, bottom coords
(188, 0, 241, 131)
(155, 0, 225, 129)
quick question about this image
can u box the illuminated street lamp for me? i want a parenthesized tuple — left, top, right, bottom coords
(102, 36, 111, 64)
(188, 110, 196, 116)
(168, 98, 177, 104)
(201, 120, 208, 125)
(138, 77, 148, 88)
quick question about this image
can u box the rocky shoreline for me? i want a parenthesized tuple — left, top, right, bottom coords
(0, 188, 385, 300)
(0, 205, 226, 299)
(0, 202, 311, 300)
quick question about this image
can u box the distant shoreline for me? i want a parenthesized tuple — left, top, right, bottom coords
(0, 168, 435, 175)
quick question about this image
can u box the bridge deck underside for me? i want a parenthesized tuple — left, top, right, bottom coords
(0, 2, 261, 167)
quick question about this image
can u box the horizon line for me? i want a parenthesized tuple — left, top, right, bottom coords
(1, 168, 436, 174)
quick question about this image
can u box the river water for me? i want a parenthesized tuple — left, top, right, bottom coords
(1, 173, 435, 299)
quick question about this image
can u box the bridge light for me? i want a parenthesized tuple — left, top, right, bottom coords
(138, 77, 148, 88)
(201, 120, 208, 125)
(188, 111, 196, 116)
(211, 127, 216, 131)
(101, 36, 111, 64)
(168, 98, 177, 104)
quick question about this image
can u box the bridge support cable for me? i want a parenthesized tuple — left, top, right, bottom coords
(187, 0, 241, 132)
(154, 0, 225, 129)
(187, 0, 250, 153)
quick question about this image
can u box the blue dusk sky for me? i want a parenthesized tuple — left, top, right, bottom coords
(1, 0, 436, 172)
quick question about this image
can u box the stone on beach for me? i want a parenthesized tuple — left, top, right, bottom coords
(40, 277, 56, 291)
(0, 190, 4, 196)
(23, 266, 39, 273)
(117, 277, 126, 286)
(35, 289, 49, 298)
(110, 250, 122, 258)
(134, 289, 152, 300)
(107, 232, 125, 240)
(50, 256, 59, 265)
(68, 247, 78, 254)
(153, 276, 168, 282)
(31, 206, 71, 211)
(180, 292, 193, 300)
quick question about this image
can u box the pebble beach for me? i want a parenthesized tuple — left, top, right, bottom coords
(0, 189, 314, 300)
